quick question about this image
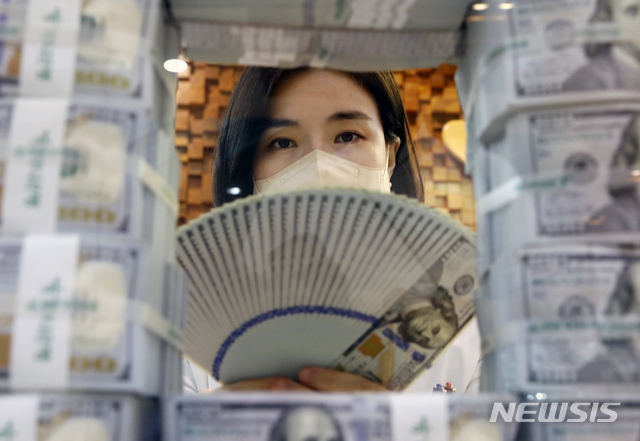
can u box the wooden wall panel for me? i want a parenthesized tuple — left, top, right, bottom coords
(174, 63, 475, 231)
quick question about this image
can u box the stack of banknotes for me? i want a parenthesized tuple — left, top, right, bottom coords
(0, 237, 188, 394)
(0, 393, 159, 441)
(169, 0, 467, 70)
(0, 1, 187, 440)
(177, 187, 478, 390)
(455, 0, 640, 402)
(164, 392, 520, 441)
(0, 0, 179, 116)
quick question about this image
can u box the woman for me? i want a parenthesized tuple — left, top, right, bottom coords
(213, 67, 423, 205)
(183, 67, 481, 393)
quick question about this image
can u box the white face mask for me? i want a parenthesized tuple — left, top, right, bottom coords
(254, 150, 392, 195)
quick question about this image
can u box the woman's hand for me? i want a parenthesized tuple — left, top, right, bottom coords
(217, 367, 387, 392)
(298, 367, 387, 392)
(219, 377, 313, 392)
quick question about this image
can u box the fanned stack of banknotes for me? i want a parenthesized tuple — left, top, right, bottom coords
(0, 0, 187, 440)
(177, 188, 478, 390)
(455, 0, 640, 438)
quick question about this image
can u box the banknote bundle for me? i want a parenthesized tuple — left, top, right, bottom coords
(455, 0, 640, 403)
(456, 0, 640, 143)
(0, 97, 181, 241)
(0, 0, 186, 418)
(0, 236, 187, 395)
(169, 0, 467, 70)
(0, 0, 179, 109)
(164, 392, 519, 441)
(0, 393, 159, 441)
(470, 106, 640, 398)
(176, 187, 477, 390)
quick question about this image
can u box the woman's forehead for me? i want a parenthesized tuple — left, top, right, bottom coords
(266, 69, 380, 121)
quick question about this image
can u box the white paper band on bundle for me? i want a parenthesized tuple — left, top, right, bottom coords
(10, 235, 80, 390)
(474, 167, 637, 216)
(1, 295, 185, 352)
(137, 157, 179, 216)
(1, 99, 69, 235)
(391, 395, 449, 441)
(19, 0, 81, 97)
(476, 176, 522, 217)
(0, 395, 39, 441)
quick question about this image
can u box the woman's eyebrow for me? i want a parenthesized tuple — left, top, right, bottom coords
(264, 118, 298, 129)
(328, 111, 373, 122)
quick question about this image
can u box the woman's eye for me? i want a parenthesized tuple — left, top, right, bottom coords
(335, 132, 362, 143)
(268, 138, 295, 150)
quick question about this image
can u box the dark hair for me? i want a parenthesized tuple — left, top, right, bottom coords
(213, 67, 424, 206)
(397, 287, 458, 349)
(268, 406, 344, 441)
(609, 115, 640, 198)
(585, 0, 614, 58)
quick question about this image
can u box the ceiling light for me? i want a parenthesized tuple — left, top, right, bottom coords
(164, 58, 188, 73)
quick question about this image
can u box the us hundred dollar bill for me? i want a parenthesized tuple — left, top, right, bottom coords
(0, 394, 159, 441)
(330, 236, 477, 391)
(165, 393, 519, 441)
(0, 97, 159, 241)
(0, 237, 172, 394)
(456, 0, 640, 141)
(166, 394, 392, 441)
(172, 0, 469, 30)
(480, 106, 640, 267)
(484, 244, 640, 397)
(0, 0, 163, 102)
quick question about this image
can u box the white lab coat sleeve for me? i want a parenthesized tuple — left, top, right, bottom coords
(405, 318, 482, 393)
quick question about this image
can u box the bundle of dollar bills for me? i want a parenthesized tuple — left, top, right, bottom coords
(0, 98, 180, 240)
(456, 0, 640, 402)
(0, 0, 180, 109)
(0, 393, 159, 441)
(168, 0, 468, 70)
(164, 392, 519, 441)
(0, 236, 187, 395)
(177, 188, 477, 390)
(0, 0, 186, 407)
(470, 105, 640, 398)
(456, 0, 640, 143)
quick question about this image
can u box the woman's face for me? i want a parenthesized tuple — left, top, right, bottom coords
(253, 69, 397, 180)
